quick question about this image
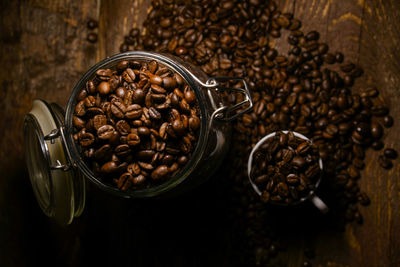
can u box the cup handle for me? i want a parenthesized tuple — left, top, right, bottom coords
(310, 195, 329, 214)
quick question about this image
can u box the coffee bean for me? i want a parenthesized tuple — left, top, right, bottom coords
(371, 105, 389, 117)
(79, 132, 95, 147)
(96, 69, 112, 80)
(93, 115, 107, 130)
(306, 30, 319, 41)
(371, 141, 384, 150)
(378, 155, 392, 169)
(127, 133, 140, 146)
(189, 116, 201, 131)
(172, 119, 185, 135)
(97, 125, 115, 140)
(115, 120, 131, 135)
(117, 172, 132, 191)
(73, 116, 86, 129)
(87, 33, 98, 43)
(383, 115, 394, 128)
(122, 68, 136, 83)
(101, 161, 119, 173)
(151, 165, 169, 180)
(137, 126, 150, 135)
(296, 141, 310, 155)
(115, 144, 131, 157)
(124, 104, 142, 119)
(87, 19, 98, 29)
(95, 144, 112, 160)
(384, 148, 398, 159)
(370, 121, 383, 139)
(110, 101, 126, 118)
(292, 156, 306, 168)
(148, 107, 161, 120)
(286, 174, 299, 184)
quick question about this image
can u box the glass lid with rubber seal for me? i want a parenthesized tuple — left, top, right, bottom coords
(24, 100, 86, 225)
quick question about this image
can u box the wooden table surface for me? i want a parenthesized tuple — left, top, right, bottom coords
(1, 0, 399, 266)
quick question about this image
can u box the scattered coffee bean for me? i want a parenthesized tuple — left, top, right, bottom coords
(383, 115, 394, 128)
(87, 19, 98, 30)
(378, 155, 393, 169)
(87, 33, 98, 43)
(384, 148, 398, 159)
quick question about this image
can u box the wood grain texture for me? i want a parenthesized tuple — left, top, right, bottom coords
(0, 0, 399, 266)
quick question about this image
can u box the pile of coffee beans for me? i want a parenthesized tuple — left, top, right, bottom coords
(250, 131, 321, 204)
(72, 59, 201, 191)
(113, 0, 397, 265)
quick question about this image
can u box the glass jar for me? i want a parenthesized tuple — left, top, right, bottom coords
(24, 51, 253, 225)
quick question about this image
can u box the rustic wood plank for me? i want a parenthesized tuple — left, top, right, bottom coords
(0, 0, 99, 266)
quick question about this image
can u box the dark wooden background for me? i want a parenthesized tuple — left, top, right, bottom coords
(0, 0, 399, 266)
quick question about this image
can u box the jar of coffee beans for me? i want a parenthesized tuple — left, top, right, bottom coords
(24, 51, 253, 224)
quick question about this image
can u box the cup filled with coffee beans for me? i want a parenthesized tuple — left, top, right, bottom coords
(24, 51, 253, 224)
(248, 130, 328, 213)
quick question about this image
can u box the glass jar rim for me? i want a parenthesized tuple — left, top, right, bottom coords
(64, 51, 209, 198)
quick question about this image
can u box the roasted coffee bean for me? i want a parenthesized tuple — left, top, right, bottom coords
(383, 115, 394, 128)
(138, 161, 154, 170)
(371, 105, 389, 117)
(87, 19, 98, 29)
(125, 104, 142, 119)
(122, 68, 136, 83)
(292, 156, 306, 168)
(189, 116, 201, 131)
(162, 76, 177, 90)
(378, 155, 393, 169)
(371, 141, 384, 150)
(127, 133, 140, 146)
(172, 119, 185, 135)
(114, 120, 130, 135)
(87, 33, 98, 43)
(148, 107, 161, 120)
(370, 121, 383, 139)
(94, 144, 112, 160)
(73, 116, 86, 129)
(98, 81, 111, 95)
(97, 125, 115, 140)
(115, 144, 131, 157)
(132, 174, 146, 185)
(127, 163, 141, 176)
(286, 174, 299, 184)
(358, 192, 370, 206)
(137, 126, 150, 135)
(93, 115, 107, 130)
(132, 89, 145, 104)
(111, 101, 126, 118)
(184, 89, 196, 104)
(384, 148, 398, 159)
(297, 142, 310, 155)
(151, 165, 169, 180)
(101, 161, 119, 173)
(79, 132, 95, 147)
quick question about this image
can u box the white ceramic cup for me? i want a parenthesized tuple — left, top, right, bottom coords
(247, 131, 329, 213)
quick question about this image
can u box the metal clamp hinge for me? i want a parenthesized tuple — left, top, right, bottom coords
(205, 76, 254, 122)
(44, 128, 74, 171)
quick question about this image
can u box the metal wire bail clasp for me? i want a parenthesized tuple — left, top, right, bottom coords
(44, 127, 72, 171)
(204, 76, 253, 121)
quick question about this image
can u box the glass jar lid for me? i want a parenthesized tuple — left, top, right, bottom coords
(24, 100, 86, 225)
